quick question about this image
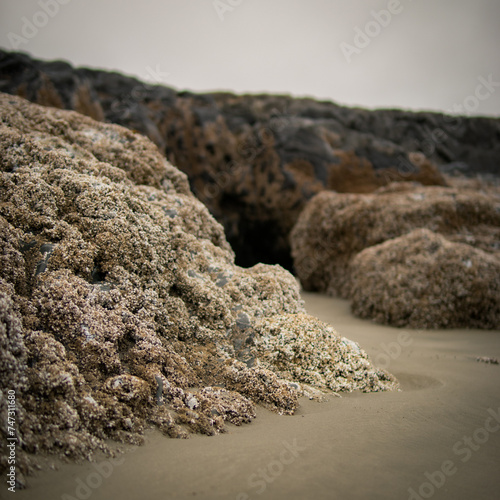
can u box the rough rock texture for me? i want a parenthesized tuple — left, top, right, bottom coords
(8, 51, 500, 268)
(253, 314, 396, 392)
(291, 184, 500, 329)
(350, 229, 500, 329)
(0, 93, 397, 479)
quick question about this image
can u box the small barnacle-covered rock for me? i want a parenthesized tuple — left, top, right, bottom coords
(349, 229, 500, 329)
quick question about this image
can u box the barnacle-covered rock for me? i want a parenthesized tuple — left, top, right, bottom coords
(0, 93, 396, 478)
(291, 185, 500, 329)
(349, 229, 500, 329)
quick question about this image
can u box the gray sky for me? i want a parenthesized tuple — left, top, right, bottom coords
(1, 0, 499, 116)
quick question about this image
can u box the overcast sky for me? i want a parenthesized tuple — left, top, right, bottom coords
(1, 0, 499, 116)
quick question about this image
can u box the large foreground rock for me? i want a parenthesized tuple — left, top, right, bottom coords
(12, 51, 500, 267)
(0, 93, 397, 481)
(291, 184, 500, 329)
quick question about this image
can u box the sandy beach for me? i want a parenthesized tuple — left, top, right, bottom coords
(8, 292, 500, 500)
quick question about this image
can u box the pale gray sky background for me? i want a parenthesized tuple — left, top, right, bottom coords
(1, 0, 499, 116)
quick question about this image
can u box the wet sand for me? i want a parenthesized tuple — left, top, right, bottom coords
(10, 293, 500, 500)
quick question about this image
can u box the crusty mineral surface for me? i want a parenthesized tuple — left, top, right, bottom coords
(291, 184, 500, 329)
(0, 93, 397, 478)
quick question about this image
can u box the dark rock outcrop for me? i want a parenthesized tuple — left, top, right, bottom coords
(0, 93, 397, 479)
(4, 50, 499, 268)
(290, 182, 500, 329)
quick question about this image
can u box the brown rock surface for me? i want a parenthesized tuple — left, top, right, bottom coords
(0, 93, 397, 479)
(291, 184, 500, 328)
